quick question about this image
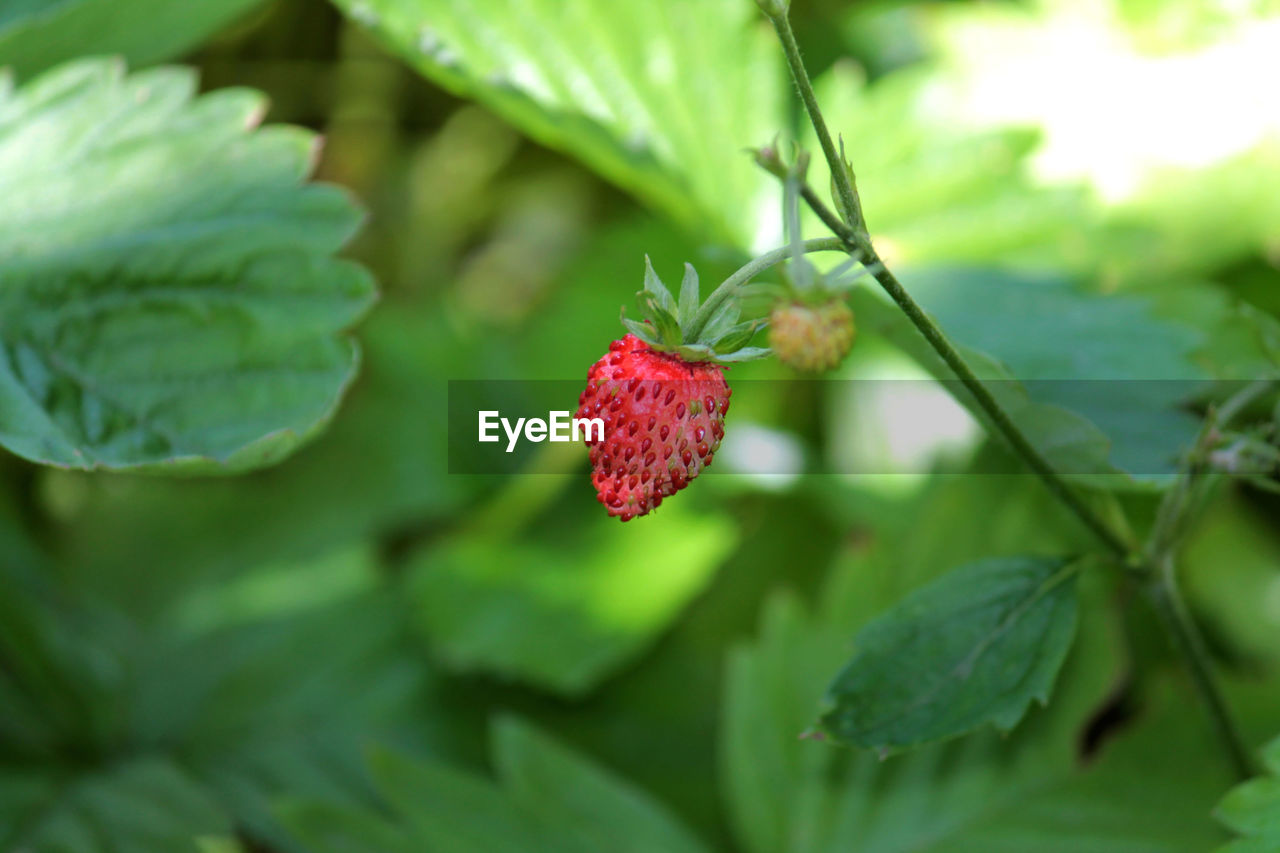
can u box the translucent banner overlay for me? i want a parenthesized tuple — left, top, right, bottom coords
(447, 379, 1276, 478)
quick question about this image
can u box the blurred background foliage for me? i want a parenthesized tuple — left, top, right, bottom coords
(0, 0, 1278, 850)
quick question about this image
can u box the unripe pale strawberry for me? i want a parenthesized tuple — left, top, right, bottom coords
(576, 334, 730, 521)
(769, 298, 855, 373)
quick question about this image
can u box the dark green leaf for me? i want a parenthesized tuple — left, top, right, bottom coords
(276, 721, 710, 853)
(0, 0, 267, 79)
(0, 59, 374, 472)
(820, 556, 1080, 750)
(492, 717, 709, 853)
(1, 759, 232, 852)
(722, 523, 1232, 853)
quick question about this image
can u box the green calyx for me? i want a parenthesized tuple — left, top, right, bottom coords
(621, 257, 770, 364)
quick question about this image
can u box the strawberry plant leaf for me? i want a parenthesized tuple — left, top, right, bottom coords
(276, 720, 711, 853)
(405, 505, 735, 695)
(722, 517, 1232, 853)
(820, 556, 1080, 750)
(492, 717, 710, 853)
(0, 0, 267, 79)
(330, 0, 781, 246)
(0, 58, 375, 473)
(1215, 735, 1280, 851)
(0, 759, 233, 851)
(851, 267, 1210, 486)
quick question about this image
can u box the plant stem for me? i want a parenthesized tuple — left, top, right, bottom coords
(764, 5, 1133, 558)
(1148, 555, 1256, 779)
(807, 187, 1137, 559)
(767, 12, 862, 233)
(687, 236, 845, 341)
(763, 1, 1257, 777)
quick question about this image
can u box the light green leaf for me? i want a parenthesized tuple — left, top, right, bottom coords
(820, 556, 1080, 750)
(1182, 493, 1280, 668)
(714, 346, 772, 363)
(700, 297, 742, 344)
(677, 263, 700, 331)
(642, 255, 677, 317)
(640, 291, 682, 347)
(406, 505, 735, 695)
(1216, 736, 1280, 851)
(0, 58, 375, 472)
(711, 319, 762, 354)
(330, 0, 781, 246)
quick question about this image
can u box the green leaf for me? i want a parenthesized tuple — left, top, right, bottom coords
(711, 320, 761, 354)
(0, 59, 375, 472)
(721, 525, 1233, 853)
(820, 556, 1080, 750)
(0, 0, 267, 79)
(276, 721, 710, 853)
(1216, 736, 1280, 850)
(699, 297, 741, 344)
(713, 346, 771, 363)
(642, 255, 677, 317)
(677, 263, 700, 331)
(330, 0, 781, 246)
(1, 759, 233, 852)
(851, 267, 1207, 486)
(492, 717, 709, 853)
(405, 505, 736, 695)
(621, 316, 661, 347)
(639, 291, 682, 348)
(1182, 493, 1280, 668)
(135, 592, 427, 849)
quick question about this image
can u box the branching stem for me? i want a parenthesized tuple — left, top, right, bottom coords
(688, 237, 845, 341)
(760, 2, 1260, 779)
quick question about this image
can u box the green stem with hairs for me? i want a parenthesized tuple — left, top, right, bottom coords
(687, 236, 845, 342)
(1147, 555, 1256, 779)
(760, 2, 1257, 779)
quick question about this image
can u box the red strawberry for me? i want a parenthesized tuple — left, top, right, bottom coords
(576, 334, 731, 521)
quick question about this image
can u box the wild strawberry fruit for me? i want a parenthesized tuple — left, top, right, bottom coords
(576, 258, 766, 520)
(576, 335, 731, 520)
(769, 297, 855, 373)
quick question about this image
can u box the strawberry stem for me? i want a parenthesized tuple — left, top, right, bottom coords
(687, 236, 846, 342)
(760, 0, 1255, 781)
